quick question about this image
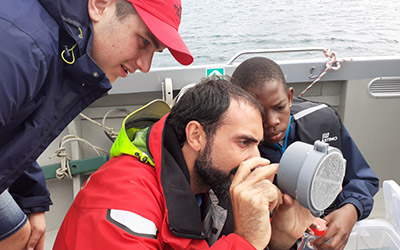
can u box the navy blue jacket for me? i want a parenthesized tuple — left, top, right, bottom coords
(0, 0, 111, 213)
(259, 115, 379, 220)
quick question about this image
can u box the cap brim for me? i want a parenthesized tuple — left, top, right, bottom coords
(134, 6, 193, 66)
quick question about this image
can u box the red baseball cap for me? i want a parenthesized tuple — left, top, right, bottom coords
(127, 0, 193, 66)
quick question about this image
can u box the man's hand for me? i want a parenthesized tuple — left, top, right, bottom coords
(230, 157, 281, 250)
(269, 194, 315, 250)
(312, 204, 358, 250)
(27, 212, 46, 250)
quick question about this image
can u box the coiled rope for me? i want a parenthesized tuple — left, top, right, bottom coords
(50, 108, 133, 179)
(298, 48, 353, 97)
(49, 135, 109, 180)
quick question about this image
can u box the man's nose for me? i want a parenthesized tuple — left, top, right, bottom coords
(136, 51, 154, 73)
(250, 145, 261, 158)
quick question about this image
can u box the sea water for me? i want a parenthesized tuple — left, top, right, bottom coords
(152, 0, 400, 68)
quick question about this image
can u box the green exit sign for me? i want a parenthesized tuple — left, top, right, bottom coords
(206, 68, 225, 77)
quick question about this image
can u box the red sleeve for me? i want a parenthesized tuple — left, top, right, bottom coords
(54, 205, 163, 249)
(53, 155, 165, 250)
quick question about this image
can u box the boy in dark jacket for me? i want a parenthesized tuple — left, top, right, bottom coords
(231, 57, 379, 250)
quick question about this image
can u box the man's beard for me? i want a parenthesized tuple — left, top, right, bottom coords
(193, 142, 232, 200)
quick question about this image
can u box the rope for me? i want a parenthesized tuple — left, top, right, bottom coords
(49, 135, 109, 180)
(101, 108, 130, 142)
(298, 48, 353, 97)
(51, 146, 72, 179)
(170, 83, 197, 106)
(79, 113, 104, 128)
(79, 112, 118, 142)
(50, 109, 128, 179)
(79, 109, 130, 142)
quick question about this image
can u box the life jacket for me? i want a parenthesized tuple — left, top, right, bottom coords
(291, 97, 343, 150)
(110, 99, 171, 165)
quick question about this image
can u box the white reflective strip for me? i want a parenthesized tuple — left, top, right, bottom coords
(109, 209, 157, 236)
(293, 104, 328, 120)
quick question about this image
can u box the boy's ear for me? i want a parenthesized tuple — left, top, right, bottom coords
(185, 121, 206, 152)
(88, 0, 114, 22)
(287, 87, 294, 108)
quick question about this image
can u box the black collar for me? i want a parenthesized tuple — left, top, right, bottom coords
(160, 122, 206, 239)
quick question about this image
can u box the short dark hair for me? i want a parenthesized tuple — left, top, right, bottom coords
(231, 57, 287, 91)
(115, 0, 137, 20)
(167, 76, 264, 145)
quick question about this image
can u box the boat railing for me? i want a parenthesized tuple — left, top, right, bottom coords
(226, 47, 328, 65)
